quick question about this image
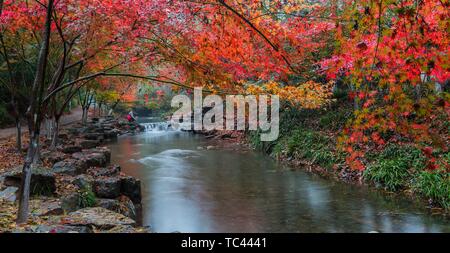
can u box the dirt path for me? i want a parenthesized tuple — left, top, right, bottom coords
(0, 107, 84, 140)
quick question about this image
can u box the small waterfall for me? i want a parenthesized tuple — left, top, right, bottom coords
(141, 122, 173, 132)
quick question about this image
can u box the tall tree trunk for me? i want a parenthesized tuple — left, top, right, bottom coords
(17, 0, 53, 224)
(82, 106, 89, 125)
(16, 135, 39, 224)
(44, 116, 53, 140)
(15, 117, 21, 152)
(50, 118, 60, 150)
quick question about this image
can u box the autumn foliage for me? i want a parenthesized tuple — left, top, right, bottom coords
(1, 0, 449, 173)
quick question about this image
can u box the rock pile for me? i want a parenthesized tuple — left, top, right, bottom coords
(0, 116, 148, 233)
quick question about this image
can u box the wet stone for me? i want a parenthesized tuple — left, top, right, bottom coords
(53, 159, 88, 176)
(93, 177, 121, 199)
(120, 176, 141, 203)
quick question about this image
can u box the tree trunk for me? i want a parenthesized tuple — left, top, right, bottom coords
(17, 0, 53, 224)
(50, 119, 60, 150)
(16, 133, 40, 223)
(44, 116, 54, 140)
(82, 106, 89, 125)
(15, 117, 22, 152)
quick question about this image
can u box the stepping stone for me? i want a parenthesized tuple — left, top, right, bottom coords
(63, 207, 136, 229)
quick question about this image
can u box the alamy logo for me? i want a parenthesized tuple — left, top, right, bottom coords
(171, 88, 280, 142)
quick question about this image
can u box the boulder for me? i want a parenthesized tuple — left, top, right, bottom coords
(84, 133, 104, 141)
(61, 145, 82, 154)
(104, 129, 120, 139)
(118, 196, 137, 220)
(88, 165, 121, 177)
(94, 147, 111, 161)
(3, 167, 56, 196)
(41, 151, 66, 165)
(72, 150, 108, 168)
(120, 176, 141, 203)
(79, 139, 99, 149)
(67, 126, 89, 136)
(95, 196, 136, 220)
(63, 207, 136, 229)
(52, 159, 88, 175)
(32, 225, 92, 233)
(100, 225, 150, 233)
(93, 177, 121, 198)
(96, 198, 120, 211)
(0, 186, 18, 202)
(71, 175, 94, 190)
(30, 198, 63, 216)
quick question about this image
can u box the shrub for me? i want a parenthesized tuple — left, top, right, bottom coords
(413, 170, 450, 210)
(78, 186, 97, 208)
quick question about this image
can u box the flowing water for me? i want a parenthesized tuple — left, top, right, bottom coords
(108, 119, 449, 233)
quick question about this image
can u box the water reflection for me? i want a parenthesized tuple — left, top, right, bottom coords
(109, 127, 450, 233)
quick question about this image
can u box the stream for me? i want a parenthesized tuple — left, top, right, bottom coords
(108, 119, 450, 233)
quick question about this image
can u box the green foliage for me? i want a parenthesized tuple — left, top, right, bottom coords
(77, 186, 97, 208)
(369, 144, 427, 170)
(364, 144, 426, 191)
(413, 170, 450, 210)
(364, 158, 411, 191)
(318, 109, 350, 131)
(285, 128, 341, 169)
(251, 102, 348, 169)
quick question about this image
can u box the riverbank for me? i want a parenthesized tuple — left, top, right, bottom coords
(249, 102, 449, 215)
(192, 102, 449, 216)
(122, 122, 449, 232)
(0, 116, 149, 233)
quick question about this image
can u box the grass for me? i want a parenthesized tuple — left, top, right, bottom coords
(364, 144, 426, 191)
(364, 144, 449, 210)
(364, 158, 411, 191)
(250, 104, 347, 170)
(283, 128, 341, 169)
(413, 169, 450, 210)
(249, 99, 449, 211)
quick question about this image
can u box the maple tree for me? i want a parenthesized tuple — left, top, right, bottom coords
(0, 0, 448, 222)
(320, 0, 449, 170)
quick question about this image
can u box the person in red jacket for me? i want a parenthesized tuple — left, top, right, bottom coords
(127, 110, 136, 122)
